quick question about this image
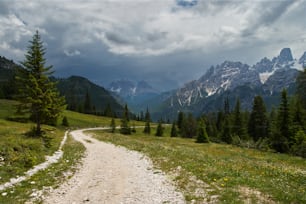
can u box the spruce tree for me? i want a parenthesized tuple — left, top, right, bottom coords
(120, 104, 131, 135)
(155, 120, 164, 137)
(177, 111, 184, 130)
(277, 89, 292, 149)
(196, 120, 209, 143)
(62, 116, 69, 127)
(233, 98, 246, 138)
(296, 68, 306, 109)
(221, 116, 232, 144)
(248, 95, 268, 142)
(170, 121, 178, 137)
(143, 107, 151, 134)
(16, 31, 65, 136)
(110, 118, 116, 133)
(84, 90, 92, 114)
(181, 113, 197, 138)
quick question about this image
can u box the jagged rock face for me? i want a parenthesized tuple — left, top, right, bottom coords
(299, 51, 306, 68)
(166, 48, 304, 111)
(109, 79, 135, 97)
(278, 48, 293, 64)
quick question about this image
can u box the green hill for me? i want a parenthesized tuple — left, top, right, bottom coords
(56, 75, 125, 116)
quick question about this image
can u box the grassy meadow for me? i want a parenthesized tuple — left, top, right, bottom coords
(1, 99, 305, 203)
(92, 128, 306, 204)
(0, 99, 122, 203)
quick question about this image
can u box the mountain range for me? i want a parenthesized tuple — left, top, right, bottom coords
(148, 48, 305, 120)
(1, 47, 305, 121)
(108, 79, 160, 112)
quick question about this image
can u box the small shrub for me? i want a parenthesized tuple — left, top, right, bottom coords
(62, 116, 69, 127)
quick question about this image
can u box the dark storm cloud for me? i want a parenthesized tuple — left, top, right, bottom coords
(242, 0, 295, 37)
(0, 0, 305, 91)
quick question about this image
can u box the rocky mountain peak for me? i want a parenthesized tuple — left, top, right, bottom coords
(278, 48, 293, 64)
(299, 51, 306, 67)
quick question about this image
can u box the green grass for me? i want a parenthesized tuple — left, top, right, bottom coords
(0, 134, 85, 203)
(0, 99, 120, 202)
(92, 128, 306, 204)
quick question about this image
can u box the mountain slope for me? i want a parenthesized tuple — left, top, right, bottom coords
(152, 48, 304, 120)
(57, 76, 124, 116)
(108, 79, 160, 112)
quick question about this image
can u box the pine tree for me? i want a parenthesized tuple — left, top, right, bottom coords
(110, 118, 116, 133)
(84, 90, 92, 114)
(170, 121, 178, 137)
(248, 95, 268, 142)
(296, 68, 306, 109)
(232, 98, 246, 138)
(16, 31, 65, 136)
(221, 116, 232, 144)
(224, 97, 230, 115)
(177, 111, 184, 130)
(124, 104, 130, 121)
(155, 120, 164, 137)
(196, 120, 209, 143)
(277, 89, 292, 149)
(143, 107, 151, 134)
(181, 113, 197, 138)
(120, 104, 131, 135)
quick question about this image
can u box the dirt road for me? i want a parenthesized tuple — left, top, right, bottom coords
(43, 128, 185, 204)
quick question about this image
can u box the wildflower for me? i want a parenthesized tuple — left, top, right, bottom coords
(1, 192, 7, 196)
(223, 178, 228, 182)
(221, 183, 225, 187)
(213, 178, 217, 182)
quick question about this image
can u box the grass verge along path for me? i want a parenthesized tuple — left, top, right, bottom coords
(92, 129, 306, 204)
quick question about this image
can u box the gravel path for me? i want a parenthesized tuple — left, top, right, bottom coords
(43, 128, 185, 204)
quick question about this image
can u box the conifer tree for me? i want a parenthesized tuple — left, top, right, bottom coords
(277, 89, 292, 148)
(110, 118, 116, 133)
(181, 113, 197, 138)
(296, 68, 306, 109)
(196, 120, 209, 143)
(84, 90, 92, 114)
(248, 95, 268, 141)
(120, 104, 131, 135)
(177, 111, 184, 130)
(170, 121, 178, 137)
(143, 107, 151, 134)
(62, 116, 69, 127)
(155, 120, 164, 137)
(16, 31, 65, 136)
(232, 98, 246, 138)
(221, 116, 232, 144)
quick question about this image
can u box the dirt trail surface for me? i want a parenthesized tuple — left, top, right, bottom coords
(43, 128, 185, 204)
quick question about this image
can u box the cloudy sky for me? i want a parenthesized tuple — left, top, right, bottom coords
(0, 0, 306, 90)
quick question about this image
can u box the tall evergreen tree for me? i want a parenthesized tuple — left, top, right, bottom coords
(277, 89, 292, 147)
(181, 113, 197, 138)
(248, 95, 269, 141)
(196, 120, 210, 143)
(296, 68, 306, 109)
(120, 104, 131, 135)
(232, 98, 246, 138)
(177, 111, 184, 130)
(84, 90, 92, 114)
(143, 107, 151, 134)
(155, 120, 164, 137)
(170, 121, 178, 137)
(16, 31, 65, 136)
(221, 116, 232, 144)
(124, 104, 130, 121)
(224, 96, 230, 115)
(110, 118, 116, 133)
